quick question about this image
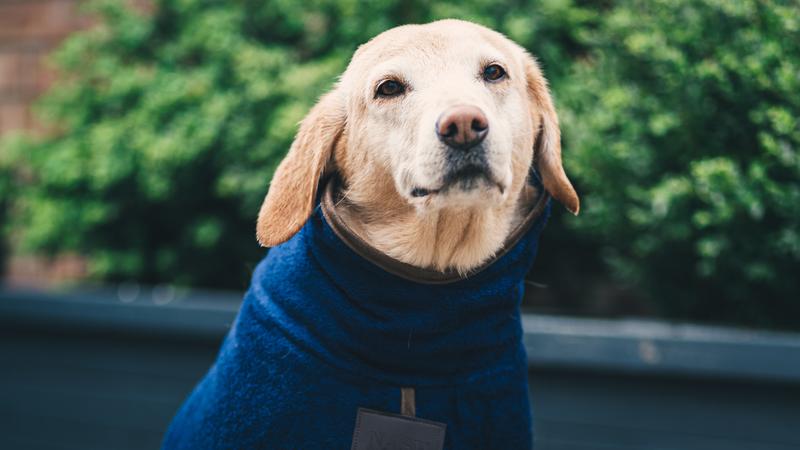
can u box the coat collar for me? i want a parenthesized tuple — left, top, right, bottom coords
(320, 175, 551, 284)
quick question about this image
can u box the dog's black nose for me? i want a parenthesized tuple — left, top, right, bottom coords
(436, 105, 488, 150)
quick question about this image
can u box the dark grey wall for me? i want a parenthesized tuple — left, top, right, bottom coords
(2, 288, 799, 450)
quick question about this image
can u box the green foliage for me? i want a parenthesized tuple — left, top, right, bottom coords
(556, 0, 800, 327)
(2, 0, 591, 288)
(2, 0, 798, 327)
(0, 135, 16, 274)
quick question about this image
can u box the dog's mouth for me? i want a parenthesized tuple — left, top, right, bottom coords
(410, 165, 504, 198)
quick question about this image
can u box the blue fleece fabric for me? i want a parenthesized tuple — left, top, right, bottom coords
(163, 197, 551, 450)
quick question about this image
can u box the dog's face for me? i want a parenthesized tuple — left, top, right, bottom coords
(256, 20, 578, 269)
(340, 22, 533, 211)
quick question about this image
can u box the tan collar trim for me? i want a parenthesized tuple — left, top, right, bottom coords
(320, 176, 551, 285)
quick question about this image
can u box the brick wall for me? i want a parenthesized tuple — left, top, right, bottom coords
(0, 0, 90, 135)
(0, 0, 91, 285)
(0, 0, 151, 287)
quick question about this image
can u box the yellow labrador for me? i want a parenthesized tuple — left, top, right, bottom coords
(165, 19, 579, 450)
(257, 19, 578, 272)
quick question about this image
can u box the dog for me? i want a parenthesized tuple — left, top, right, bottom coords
(164, 19, 578, 450)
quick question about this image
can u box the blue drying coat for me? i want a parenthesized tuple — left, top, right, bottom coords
(163, 178, 551, 450)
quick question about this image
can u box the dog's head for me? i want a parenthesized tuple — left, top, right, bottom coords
(256, 20, 578, 256)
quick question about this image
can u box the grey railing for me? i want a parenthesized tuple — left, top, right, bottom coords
(2, 287, 799, 450)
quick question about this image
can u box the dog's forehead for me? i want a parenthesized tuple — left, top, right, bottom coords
(344, 20, 519, 80)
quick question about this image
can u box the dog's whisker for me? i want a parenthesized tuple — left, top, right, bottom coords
(524, 279, 548, 289)
(334, 184, 356, 208)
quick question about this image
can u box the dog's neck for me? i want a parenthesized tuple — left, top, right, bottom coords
(332, 172, 536, 274)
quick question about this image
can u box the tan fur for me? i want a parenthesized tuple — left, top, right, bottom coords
(256, 19, 579, 272)
(256, 91, 345, 246)
(523, 55, 580, 214)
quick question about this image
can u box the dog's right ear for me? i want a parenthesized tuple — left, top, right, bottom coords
(256, 90, 346, 247)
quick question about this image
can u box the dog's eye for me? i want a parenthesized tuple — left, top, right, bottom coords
(376, 79, 405, 98)
(483, 64, 506, 82)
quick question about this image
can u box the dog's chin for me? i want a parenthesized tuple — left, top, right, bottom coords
(406, 171, 508, 210)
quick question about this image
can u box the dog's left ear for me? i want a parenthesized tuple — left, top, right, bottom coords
(524, 54, 580, 215)
(256, 89, 346, 247)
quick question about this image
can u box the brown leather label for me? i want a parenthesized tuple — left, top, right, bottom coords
(351, 408, 446, 450)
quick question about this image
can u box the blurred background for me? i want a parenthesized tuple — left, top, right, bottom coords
(0, 1, 799, 449)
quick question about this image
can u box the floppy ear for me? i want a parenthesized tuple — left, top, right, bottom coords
(256, 90, 346, 246)
(524, 54, 580, 215)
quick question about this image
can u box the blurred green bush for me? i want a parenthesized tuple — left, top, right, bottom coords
(1, 0, 798, 327)
(556, 0, 800, 327)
